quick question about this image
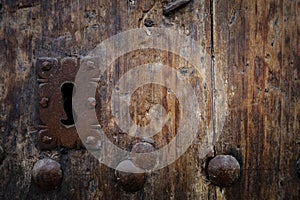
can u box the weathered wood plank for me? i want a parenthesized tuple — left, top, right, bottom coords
(2, 0, 299, 199)
(0, 0, 213, 199)
(213, 0, 300, 199)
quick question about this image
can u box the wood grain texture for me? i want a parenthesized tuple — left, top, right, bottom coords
(0, 0, 214, 199)
(0, 0, 299, 199)
(213, 0, 300, 199)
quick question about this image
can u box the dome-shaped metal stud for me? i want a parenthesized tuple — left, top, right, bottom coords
(131, 142, 156, 170)
(32, 158, 63, 191)
(115, 160, 147, 193)
(208, 155, 240, 187)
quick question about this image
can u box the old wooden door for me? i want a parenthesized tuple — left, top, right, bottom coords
(0, 0, 299, 199)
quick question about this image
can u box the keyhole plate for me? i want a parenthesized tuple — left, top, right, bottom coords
(37, 57, 82, 150)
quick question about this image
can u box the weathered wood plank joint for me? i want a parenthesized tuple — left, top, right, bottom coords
(36, 57, 82, 150)
(163, 0, 191, 15)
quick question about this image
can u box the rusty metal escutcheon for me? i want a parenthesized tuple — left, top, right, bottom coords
(37, 57, 82, 150)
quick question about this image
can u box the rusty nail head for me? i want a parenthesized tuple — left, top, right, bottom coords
(32, 158, 63, 191)
(131, 142, 156, 170)
(41, 61, 52, 71)
(41, 135, 53, 144)
(85, 136, 97, 145)
(87, 97, 96, 109)
(39, 130, 57, 150)
(115, 160, 147, 193)
(85, 135, 102, 150)
(87, 61, 95, 70)
(208, 155, 241, 187)
(39, 97, 49, 108)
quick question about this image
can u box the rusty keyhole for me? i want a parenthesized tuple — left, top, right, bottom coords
(60, 82, 75, 127)
(37, 57, 82, 150)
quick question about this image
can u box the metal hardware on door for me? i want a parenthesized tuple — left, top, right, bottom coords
(207, 155, 241, 187)
(32, 158, 63, 191)
(114, 140, 155, 193)
(115, 159, 147, 193)
(37, 57, 82, 150)
(131, 142, 156, 170)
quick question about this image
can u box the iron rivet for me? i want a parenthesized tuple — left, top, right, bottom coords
(85, 136, 101, 150)
(41, 135, 53, 144)
(39, 97, 49, 108)
(131, 142, 156, 170)
(208, 155, 240, 187)
(32, 158, 63, 191)
(115, 160, 147, 193)
(87, 97, 96, 109)
(41, 61, 52, 71)
(85, 136, 97, 145)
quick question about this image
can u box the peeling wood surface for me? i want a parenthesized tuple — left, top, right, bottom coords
(0, 0, 299, 199)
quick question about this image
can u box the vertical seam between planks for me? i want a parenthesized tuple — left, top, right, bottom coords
(210, 0, 216, 156)
(278, 0, 283, 184)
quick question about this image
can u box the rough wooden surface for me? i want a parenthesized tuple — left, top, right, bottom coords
(0, 0, 213, 199)
(0, 0, 299, 199)
(213, 0, 300, 199)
